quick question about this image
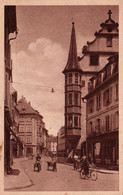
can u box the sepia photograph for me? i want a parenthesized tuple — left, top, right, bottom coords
(0, 1, 122, 193)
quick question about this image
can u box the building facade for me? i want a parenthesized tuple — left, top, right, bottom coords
(16, 97, 45, 156)
(57, 126, 65, 156)
(84, 54, 118, 167)
(46, 135, 57, 155)
(4, 6, 18, 173)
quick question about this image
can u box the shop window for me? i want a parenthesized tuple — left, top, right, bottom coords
(69, 73, 72, 84)
(105, 142, 112, 161)
(103, 87, 112, 106)
(90, 55, 99, 66)
(107, 36, 112, 47)
(94, 142, 101, 159)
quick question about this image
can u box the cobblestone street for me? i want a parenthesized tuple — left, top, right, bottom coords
(15, 156, 119, 191)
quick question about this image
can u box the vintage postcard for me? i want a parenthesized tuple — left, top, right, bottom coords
(0, 0, 123, 194)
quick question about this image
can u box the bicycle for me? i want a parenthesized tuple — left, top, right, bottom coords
(80, 164, 98, 181)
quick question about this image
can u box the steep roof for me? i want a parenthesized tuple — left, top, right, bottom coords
(16, 96, 39, 115)
(63, 22, 82, 74)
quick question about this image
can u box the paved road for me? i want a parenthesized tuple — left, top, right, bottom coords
(19, 156, 119, 191)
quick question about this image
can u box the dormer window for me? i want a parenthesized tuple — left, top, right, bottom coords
(90, 55, 99, 66)
(107, 36, 112, 47)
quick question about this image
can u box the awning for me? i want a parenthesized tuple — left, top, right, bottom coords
(5, 117, 23, 146)
(76, 137, 86, 150)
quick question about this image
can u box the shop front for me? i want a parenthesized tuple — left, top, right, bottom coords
(87, 131, 118, 167)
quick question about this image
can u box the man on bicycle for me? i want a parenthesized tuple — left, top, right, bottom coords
(81, 155, 89, 175)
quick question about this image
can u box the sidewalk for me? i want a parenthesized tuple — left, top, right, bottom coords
(4, 157, 33, 191)
(59, 162, 119, 174)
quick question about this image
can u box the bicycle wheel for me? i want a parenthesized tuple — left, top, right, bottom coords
(91, 170, 98, 181)
(80, 169, 86, 179)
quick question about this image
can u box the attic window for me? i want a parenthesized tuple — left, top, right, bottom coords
(107, 36, 112, 47)
(90, 55, 99, 66)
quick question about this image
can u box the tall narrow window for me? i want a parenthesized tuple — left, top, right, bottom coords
(69, 73, 72, 84)
(96, 94, 101, 110)
(75, 73, 78, 84)
(69, 93, 72, 105)
(68, 115, 72, 127)
(65, 74, 67, 85)
(74, 116, 78, 127)
(74, 93, 78, 105)
(105, 115, 110, 131)
(96, 119, 100, 132)
(103, 88, 112, 106)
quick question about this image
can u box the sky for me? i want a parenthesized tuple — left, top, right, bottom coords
(11, 5, 118, 136)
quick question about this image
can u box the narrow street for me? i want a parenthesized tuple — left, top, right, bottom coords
(18, 156, 119, 191)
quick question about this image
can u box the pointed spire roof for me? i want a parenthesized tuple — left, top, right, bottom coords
(63, 22, 82, 74)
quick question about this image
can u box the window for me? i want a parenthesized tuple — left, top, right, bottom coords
(103, 88, 112, 106)
(68, 115, 72, 127)
(69, 73, 72, 84)
(65, 75, 67, 85)
(26, 125, 31, 132)
(74, 116, 78, 127)
(96, 94, 101, 110)
(68, 93, 72, 105)
(19, 126, 24, 132)
(88, 99, 94, 113)
(26, 136, 31, 143)
(96, 119, 100, 132)
(107, 36, 112, 47)
(75, 73, 78, 84)
(90, 55, 99, 66)
(105, 115, 111, 131)
(74, 93, 78, 105)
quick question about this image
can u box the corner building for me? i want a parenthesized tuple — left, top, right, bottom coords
(84, 54, 118, 167)
(79, 10, 118, 153)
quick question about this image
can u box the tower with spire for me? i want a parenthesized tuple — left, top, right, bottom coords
(62, 22, 82, 156)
